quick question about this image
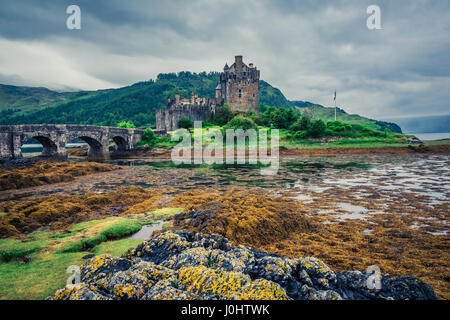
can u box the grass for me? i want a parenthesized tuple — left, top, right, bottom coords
(0, 217, 140, 299)
(0, 251, 86, 300)
(280, 137, 409, 149)
(0, 238, 46, 262)
(148, 125, 421, 151)
(148, 207, 184, 220)
(423, 139, 450, 146)
(93, 239, 143, 257)
(0, 205, 185, 300)
(58, 218, 142, 253)
(0, 212, 7, 217)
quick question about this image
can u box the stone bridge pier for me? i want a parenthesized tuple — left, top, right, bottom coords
(0, 125, 144, 160)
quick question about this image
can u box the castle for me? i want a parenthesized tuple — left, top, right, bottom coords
(156, 55, 260, 132)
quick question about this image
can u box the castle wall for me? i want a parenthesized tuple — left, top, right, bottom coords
(224, 78, 259, 113)
(156, 101, 216, 132)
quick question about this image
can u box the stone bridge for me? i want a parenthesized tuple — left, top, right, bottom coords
(0, 125, 146, 160)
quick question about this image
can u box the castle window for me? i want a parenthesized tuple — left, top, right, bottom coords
(238, 89, 242, 98)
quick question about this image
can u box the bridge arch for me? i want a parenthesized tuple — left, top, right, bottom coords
(20, 134, 60, 158)
(78, 136, 103, 154)
(110, 135, 129, 152)
(66, 133, 105, 157)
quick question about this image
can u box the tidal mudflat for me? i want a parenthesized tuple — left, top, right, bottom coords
(0, 152, 448, 299)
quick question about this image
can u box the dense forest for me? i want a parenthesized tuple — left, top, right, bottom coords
(0, 72, 401, 132)
(0, 72, 292, 127)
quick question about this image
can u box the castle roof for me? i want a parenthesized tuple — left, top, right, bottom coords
(215, 84, 221, 90)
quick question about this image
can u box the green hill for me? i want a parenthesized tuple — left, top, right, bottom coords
(0, 72, 293, 127)
(296, 105, 402, 133)
(0, 84, 75, 114)
(0, 72, 221, 127)
(0, 72, 401, 132)
(259, 80, 293, 109)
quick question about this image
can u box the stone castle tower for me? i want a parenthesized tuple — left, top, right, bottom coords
(216, 55, 260, 113)
(156, 55, 260, 132)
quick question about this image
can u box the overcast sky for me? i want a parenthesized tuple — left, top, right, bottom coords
(0, 0, 449, 120)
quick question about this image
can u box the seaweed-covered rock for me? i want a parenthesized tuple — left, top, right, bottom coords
(49, 230, 437, 300)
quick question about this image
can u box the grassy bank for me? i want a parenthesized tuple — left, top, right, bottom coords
(137, 117, 426, 151)
(0, 207, 183, 300)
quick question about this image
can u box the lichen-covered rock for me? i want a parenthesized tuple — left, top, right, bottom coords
(49, 230, 437, 300)
(298, 257, 337, 290)
(50, 283, 113, 300)
(176, 265, 288, 300)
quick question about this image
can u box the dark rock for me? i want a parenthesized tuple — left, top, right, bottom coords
(48, 230, 437, 301)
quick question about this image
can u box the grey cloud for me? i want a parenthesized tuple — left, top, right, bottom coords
(0, 0, 449, 119)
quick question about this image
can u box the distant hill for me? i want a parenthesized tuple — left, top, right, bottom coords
(295, 105, 402, 133)
(0, 84, 75, 114)
(0, 72, 401, 132)
(385, 114, 450, 133)
(291, 100, 324, 109)
(259, 80, 293, 109)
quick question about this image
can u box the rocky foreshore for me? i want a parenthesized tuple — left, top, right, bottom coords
(49, 230, 436, 300)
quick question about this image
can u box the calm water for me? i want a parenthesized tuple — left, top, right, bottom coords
(21, 143, 88, 154)
(409, 132, 450, 140)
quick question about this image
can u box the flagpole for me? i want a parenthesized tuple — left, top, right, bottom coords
(334, 90, 337, 121)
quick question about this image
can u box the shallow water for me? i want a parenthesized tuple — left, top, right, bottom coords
(127, 221, 165, 240)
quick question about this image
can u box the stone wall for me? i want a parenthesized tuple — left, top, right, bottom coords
(156, 99, 216, 132)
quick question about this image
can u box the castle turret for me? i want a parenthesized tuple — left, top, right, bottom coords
(215, 84, 222, 99)
(235, 55, 243, 74)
